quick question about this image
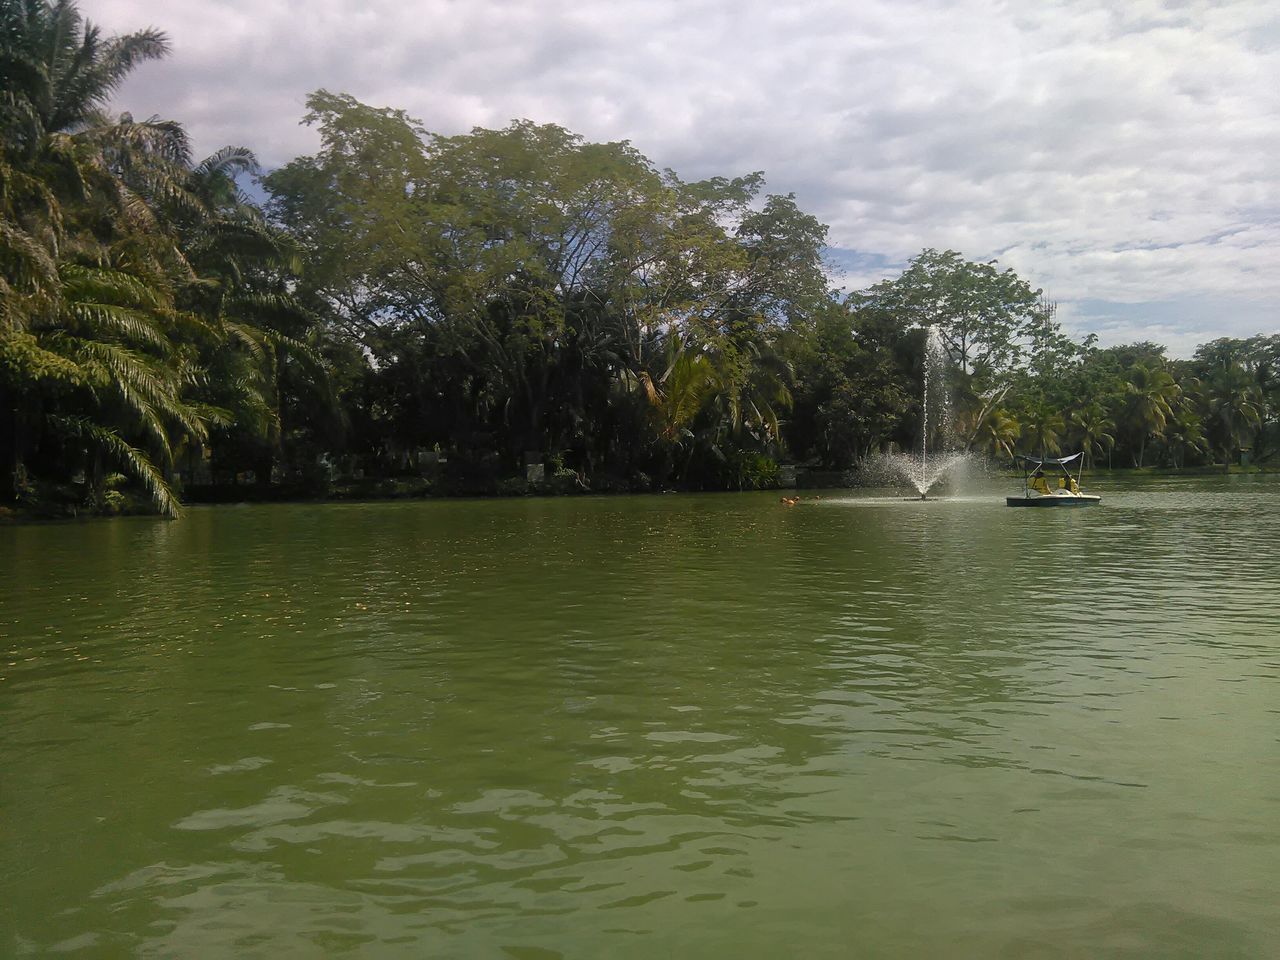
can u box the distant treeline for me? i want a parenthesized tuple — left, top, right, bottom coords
(2, 1, 1276, 517)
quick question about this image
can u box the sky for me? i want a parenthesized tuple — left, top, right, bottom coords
(90, 0, 1278, 356)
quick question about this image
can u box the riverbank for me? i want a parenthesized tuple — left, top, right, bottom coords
(4, 461, 1274, 523)
(1, 470, 685, 522)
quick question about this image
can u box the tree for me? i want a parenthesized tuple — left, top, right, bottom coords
(2, 0, 328, 514)
(1023, 403, 1065, 458)
(852, 250, 1051, 456)
(1159, 399, 1208, 468)
(1, 0, 192, 513)
(638, 334, 719, 480)
(785, 299, 915, 468)
(174, 144, 330, 485)
(856, 249, 1043, 381)
(1203, 361, 1262, 467)
(268, 100, 666, 469)
(1194, 336, 1278, 464)
(266, 93, 830, 483)
(971, 407, 1021, 462)
(1069, 404, 1115, 470)
(1124, 364, 1180, 467)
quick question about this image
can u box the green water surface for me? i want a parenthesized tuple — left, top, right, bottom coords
(2, 475, 1278, 957)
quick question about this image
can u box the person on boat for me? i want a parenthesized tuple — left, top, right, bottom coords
(1029, 468, 1051, 495)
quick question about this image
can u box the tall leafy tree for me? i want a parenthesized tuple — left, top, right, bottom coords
(971, 407, 1021, 462)
(1, 0, 194, 513)
(1069, 404, 1115, 470)
(785, 299, 915, 468)
(855, 249, 1043, 381)
(852, 249, 1050, 455)
(1124, 364, 1180, 467)
(1203, 361, 1262, 466)
(266, 93, 828, 479)
(1194, 336, 1278, 464)
(2, 0, 326, 514)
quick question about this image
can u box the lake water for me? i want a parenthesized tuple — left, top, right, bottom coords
(2, 475, 1278, 958)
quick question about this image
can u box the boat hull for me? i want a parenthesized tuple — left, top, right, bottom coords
(1006, 495, 1101, 507)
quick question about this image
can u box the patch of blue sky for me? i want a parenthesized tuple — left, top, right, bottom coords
(1062, 298, 1275, 358)
(825, 248, 899, 273)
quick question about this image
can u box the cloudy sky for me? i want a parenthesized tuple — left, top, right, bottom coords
(92, 0, 1277, 355)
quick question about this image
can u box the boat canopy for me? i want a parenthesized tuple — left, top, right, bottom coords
(1016, 453, 1083, 467)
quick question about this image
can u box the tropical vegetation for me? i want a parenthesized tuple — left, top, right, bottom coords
(3, 0, 1276, 517)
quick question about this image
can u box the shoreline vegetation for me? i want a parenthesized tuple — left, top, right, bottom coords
(4, 464, 1275, 525)
(3, 3, 1277, 522)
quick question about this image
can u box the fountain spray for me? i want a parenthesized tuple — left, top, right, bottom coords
(869, 324, 973, 499)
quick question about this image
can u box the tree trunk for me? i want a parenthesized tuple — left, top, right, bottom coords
(89, 450, 105, 509)
(0, 389, 17, 502)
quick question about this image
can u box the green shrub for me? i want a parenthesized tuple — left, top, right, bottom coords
(727, 452, 781, 490)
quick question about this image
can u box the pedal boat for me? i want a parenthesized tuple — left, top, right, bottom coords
(1006, 453, 1101, 507)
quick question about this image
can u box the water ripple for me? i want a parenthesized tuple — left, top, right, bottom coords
(2, 478, 1278, 957)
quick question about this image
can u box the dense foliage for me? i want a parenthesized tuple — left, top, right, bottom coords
(0, 0, 322, 516)
(2, 2, 1276, 516)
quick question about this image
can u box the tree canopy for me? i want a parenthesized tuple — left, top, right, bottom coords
(3, 0, 1276, 518)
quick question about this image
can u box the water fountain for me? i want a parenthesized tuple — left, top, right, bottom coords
(865, 326, 974, 499)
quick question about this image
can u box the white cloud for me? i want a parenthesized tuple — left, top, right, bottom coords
(90, 0, 1279, 347)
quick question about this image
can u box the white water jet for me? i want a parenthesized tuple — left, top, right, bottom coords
(919, 324, 951, 487)
(863, 326, 974, 499)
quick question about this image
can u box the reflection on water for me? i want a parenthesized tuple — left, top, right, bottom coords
(2, 475, 1279, 958)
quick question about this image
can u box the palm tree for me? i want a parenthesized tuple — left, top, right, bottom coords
(3, 2, 325, 513)
(709, 338, 793, 449)
(175, 144, 328, 481)
(0, 0, 167, 142)
(637, 334, 720, 484)
(974, 407, 1020, 462)
(637, 333, 795, 486)
(1123, 365, 1180, 467)
(1023, 401, 1065, 458)
(695, 338, 794, 488)
(0, 3, 176, 279)
(1069, 403, 1115, 470)
(1159, 401, 1209, 468)
(56, 261, 211, 508)
(1256, 337, 1280, 462)
(954, 381, 1013, 453)
(2, 0, 189, 511)
(639, 334, 718, 445)
(1205, 361, 1262, 467)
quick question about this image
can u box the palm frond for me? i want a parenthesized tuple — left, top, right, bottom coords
(221, 320, 266, 361)
(69, 337, 199, 454)
(95, 28, 170, 95)
(67, 301, 168, 349)
(59, 262, 169, 309)
(49, 413, 181, 517)
(194, 145, 258, 181)
(185, 401, 233, 428)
